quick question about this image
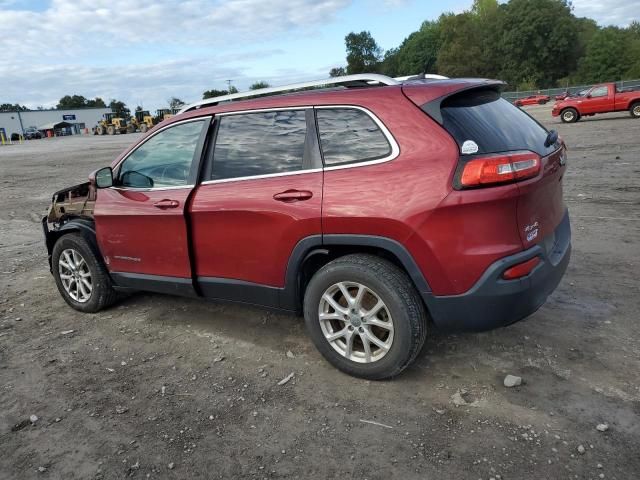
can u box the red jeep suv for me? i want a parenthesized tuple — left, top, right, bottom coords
(43, 74, 571, 379)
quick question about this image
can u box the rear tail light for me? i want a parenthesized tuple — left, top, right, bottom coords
(502, 257, 540, 280)
(458, 151, 541, 188)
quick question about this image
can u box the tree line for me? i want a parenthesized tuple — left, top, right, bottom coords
(1, 80, 275, 113)
(332, 0, 640, 90)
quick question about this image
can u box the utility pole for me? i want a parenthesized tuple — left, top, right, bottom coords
(16, 109, 25, 136)
(226, 79, 232, 90)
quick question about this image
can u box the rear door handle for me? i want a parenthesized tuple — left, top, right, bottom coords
(153, 199, 180, 209)
(273, 190, 313, 202)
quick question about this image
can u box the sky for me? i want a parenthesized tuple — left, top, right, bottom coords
(0, 0, 638, 111)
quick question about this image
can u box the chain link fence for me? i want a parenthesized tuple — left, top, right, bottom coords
(502, 79, 640, 102)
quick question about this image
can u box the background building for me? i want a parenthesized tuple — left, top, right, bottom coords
(0, 108, 111, 139)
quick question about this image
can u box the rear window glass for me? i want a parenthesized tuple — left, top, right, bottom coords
(316, 108, 391, 166)
(440, 88, 555, 157)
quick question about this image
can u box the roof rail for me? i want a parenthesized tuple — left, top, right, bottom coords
(178, 73, 400, 113)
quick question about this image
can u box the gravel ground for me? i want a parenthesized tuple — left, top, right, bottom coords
(1, 106, 639, 479)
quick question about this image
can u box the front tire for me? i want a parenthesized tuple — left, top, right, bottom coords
(52, 233, 119, 313)
(560, 107, 579, 123)
(630, 102, 640, 118)
(303, 254, 428, 380)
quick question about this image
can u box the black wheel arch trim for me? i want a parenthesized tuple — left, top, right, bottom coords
(43, 216, 108, 273)
(279, 233, 432, 311)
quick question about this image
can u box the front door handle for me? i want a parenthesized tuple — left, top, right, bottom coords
(153, 199, 180, 209)
(273, 190, 313, 202)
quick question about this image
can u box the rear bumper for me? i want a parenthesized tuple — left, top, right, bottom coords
(423, 210, 571, 332)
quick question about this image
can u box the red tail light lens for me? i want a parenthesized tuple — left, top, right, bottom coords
(502, 257, 540, 280)
(459, 152, 541, 188)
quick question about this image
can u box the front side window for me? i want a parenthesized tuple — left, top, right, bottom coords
(590, 86, 608, 98)
(117, 120, 205, 188)
(316, 108, 391, 166)
(211, 110, 307, 180)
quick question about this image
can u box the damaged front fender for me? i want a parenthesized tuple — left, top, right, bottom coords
(43, 182, 99, 270)
(46, 182, 96, 223)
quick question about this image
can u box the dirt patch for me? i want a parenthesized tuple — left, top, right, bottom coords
(1, 110, 639, 479)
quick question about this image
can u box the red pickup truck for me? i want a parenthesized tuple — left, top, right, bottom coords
(552, 83, 640, 123)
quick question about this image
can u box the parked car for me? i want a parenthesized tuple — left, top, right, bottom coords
(552, 83, 640, 123)
(24, 127, 43, 139)
(42, 74, 571, 379)
(513, 94, 551, 106)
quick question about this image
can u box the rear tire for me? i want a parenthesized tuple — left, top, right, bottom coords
(140, 124, 149, 133)
(560, 107, 579, 123)
(303, 254, 428, 380)
(52, 233, 119, 313)
(630, 102, 640, 118)
(107, 126, 116, 135)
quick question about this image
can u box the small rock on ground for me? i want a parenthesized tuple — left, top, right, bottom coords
(504, 374, 522, 387)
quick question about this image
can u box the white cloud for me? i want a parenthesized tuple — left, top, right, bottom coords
(571, 0, 640, 26)
(0, 0, 350, 60)
(0, 0, 349, 109)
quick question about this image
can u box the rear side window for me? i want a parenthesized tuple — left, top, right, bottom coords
(316, 108, 391, 166)
(440, 88, 555, 157)
(211, 110, 306, 180)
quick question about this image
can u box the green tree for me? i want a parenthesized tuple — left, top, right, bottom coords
(168, 97, 185, 110)
(86, 97, 106, 108)
(345, 31, 382, 74)
(203, 89, 229, 99)
(494, 0, 578, 87)
(57, 95, 88, 109)
(577, 26, 638, 82)
(626, 23, 640, 78)
(228, 85, 239, 94)
(0, 103, 27, 112)
(379, 48, 400, 77)
(393, 21, 442, 76)
(56, 95, 106, 109)
(329, 66, 346, 77)
(249, 81, 271, 90)
(437, 13, 487, 77)
(109, 99, 130, 119)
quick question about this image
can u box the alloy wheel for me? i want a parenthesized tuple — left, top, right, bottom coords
(58, 248, 92, 303)
(318, 281, 394, 363)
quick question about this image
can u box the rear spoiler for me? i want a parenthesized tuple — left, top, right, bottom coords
(402, 80, 506, 125)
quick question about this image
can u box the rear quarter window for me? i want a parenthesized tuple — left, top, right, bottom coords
(316, 108, 391, 166)
(440, 88, 556, 157)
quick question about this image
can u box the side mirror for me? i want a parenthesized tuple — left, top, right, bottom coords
(94, 167, 113, 188)
(121, 170, 154, 188)
(586, 94, 592, 98)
